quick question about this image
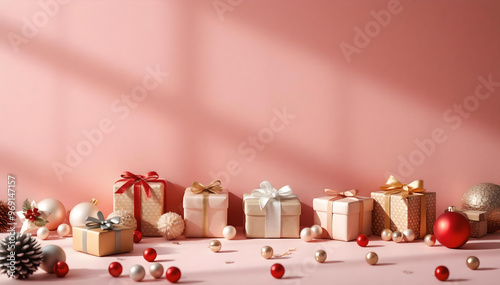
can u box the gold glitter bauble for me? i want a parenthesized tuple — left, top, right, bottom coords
(462, 183, 500, 233)
(209, 240, 222, 252)
(314, 250, 327, 263)
(261, 246, 273, 259)
(466, 256, 480, 270)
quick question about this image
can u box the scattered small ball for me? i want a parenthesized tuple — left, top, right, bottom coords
(107, 210, 137, 229)
(270, 263, 285, 279)
(300, 227, 313, 242)
(314, 250, 327, 263)
(209, 240, 222, 252)
(37, 227, 50, 240)
(133, 230, 142, 243)
(40, 245, 66, 273)
(365, 252, 378, 265)
(424, 234, 436, 246)
(403, 229, 415, 242)
(166, 266, 181, 283)
(435, 265, 449, 281)
(381, 229, 393, 241)
(143, 248, 157, 262)
(57, 224, 71, 237)
(157, 212, 185, 240)
(357, 234, 369, 247)
(310, 225, 323, 239)
(261, 246, 273, 259)
(392, 230, 403, 243)
(129, 264, 146, 282)
(466, 256, 480, 270)
(149, 262, 164, 279)
(108, 262, 123, 277)
(53, 261, 69, 277)
(222, 225, 237, 240)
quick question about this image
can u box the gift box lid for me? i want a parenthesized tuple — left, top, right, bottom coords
(313, 196, 373, 215)
(183, 188, 228, 209)
(462, 210, 488, 221)
(243, 193, 301, 216)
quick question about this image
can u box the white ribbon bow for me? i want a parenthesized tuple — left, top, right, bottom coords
(250, 181, 296, 210)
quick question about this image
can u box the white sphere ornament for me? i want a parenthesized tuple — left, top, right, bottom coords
(37, 198, 66, 230)
(310, 225, 323, 239)
(37, 226, 50, 240)
(149, 262, 164, 279)
(403, 229, 415, 242)
(222, 225, 237, 240)
(69, 200, 99, 227)
(157, 212, 185, 240)
(57, 223, 71, 237)
(129, 264, 146, 282)
(381, 229, 393, 241)
(40, 244, 66, 273)
(300, 227, 313, 242)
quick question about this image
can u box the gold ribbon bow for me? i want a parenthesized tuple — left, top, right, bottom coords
(324, 188, 364, 240)
(379, 175, 427, 238)
(190, 180, 223, 237)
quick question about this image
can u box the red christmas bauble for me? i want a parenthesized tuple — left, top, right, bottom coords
(53, 261, 69, 277)
(435, 265, 449, 281)
(108, 262, 123, 277)
(133, 230, 142, 243)
(270, 263, 285, 279)
(166, 266, 181, 283)
(434, 212, 471, 248)
(143, 248, 157, 262)
(356, 234, 369, 247)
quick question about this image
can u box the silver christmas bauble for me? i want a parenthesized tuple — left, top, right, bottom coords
(40, 245, 66, 273)
(37, 199, 66, 231)
(69, 202, 99, 227)
(392, 231, 403, 243)
(129, 264, 145, 281)
(462, 183, 500, 233)
(149, 262, 164, 279)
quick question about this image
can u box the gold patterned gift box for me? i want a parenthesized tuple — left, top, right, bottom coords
(243, 181, 301, 238)
(113, 171, 166, 236)
(183, 180, 228, 238)
(371, 176, 436, 239)
(463, 210, 488, 238)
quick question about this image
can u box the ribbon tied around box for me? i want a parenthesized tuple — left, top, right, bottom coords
(82, 211, 122, 254)
(245, 181, 297, 238)
(379, 175, 427, 238)
(323, 188, 364, 239)
(190, 180, 223, 237)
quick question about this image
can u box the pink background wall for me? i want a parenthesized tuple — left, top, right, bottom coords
(1, 0, 499, 227)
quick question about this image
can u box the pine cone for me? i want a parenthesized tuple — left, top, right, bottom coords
(0, 232, 42, 279)
(0, 201, 9, 232)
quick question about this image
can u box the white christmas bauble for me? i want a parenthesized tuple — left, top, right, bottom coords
(37, 198, 66, 230)
(310, 225, 323, 239)
(37, 227, 50, 240)
(69, 202, 99, 227)
(149, 263, 164, 279)
(222, 225, 237, 240)
(57, 223, 71, 237)
(403, 229, 415, 242)
(300, 228, 313, 242)
(129, 264, 145, 281)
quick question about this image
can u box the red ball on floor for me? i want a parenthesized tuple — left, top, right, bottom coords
(357, 234, 369, 247)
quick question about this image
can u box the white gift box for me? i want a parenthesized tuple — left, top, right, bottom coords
(313, 196, 373, 241)
(183, 188, 228, 237)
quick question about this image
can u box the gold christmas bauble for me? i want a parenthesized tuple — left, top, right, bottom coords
(462, 183, 500, 233)
(314, 250, 327, 263)
(209, 240, 222, 252)
(261, 246, 273, 259)
(466, 256, 480, 270)
(365, 252, 378, 265)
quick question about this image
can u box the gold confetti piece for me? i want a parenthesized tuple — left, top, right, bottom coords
(225, 261, 234, 264)
(172, 241, 180, 245)
(288, 248, 296, 251)
(403, 271, 413, 274)
(273, 251, 293, 258)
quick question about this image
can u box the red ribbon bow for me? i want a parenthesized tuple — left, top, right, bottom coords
(115, 171, 160, 232)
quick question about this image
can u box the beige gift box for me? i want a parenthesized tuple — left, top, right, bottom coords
(113, 179, 166, 236)
(313, 196, 373, 241)
(463, 210, 488, 238)
(72, 225, 133, 257)
(371, 191, 436, 238)
(243, 193, 301, 238)
(183, 188, 228, 237)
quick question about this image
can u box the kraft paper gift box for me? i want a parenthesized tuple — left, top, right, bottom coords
(72, 212, 133, 257)
(243, 181, 301, 238)
(463, 210, 488, 238)
(183, 180, 228, 237)
(113, 171, 166, 236)
(371, 175, 436, 239)
(313, 189, 373, 241)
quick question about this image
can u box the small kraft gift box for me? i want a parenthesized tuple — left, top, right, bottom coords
(73, 211, 133, 257)
(183, 180, 228, 237)
(313, 189, 373, 241)
(463, 210, 488, 238)
(113, 171, 166, 236)
(371, 175, 436, 239)
(243, 181, 301, 238)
